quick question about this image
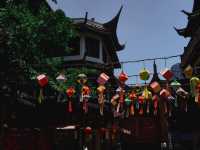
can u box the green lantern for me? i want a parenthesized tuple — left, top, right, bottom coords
(139, 68, 150, 81)
(125, 98, 132, 106)
(170, 80, 181, 91)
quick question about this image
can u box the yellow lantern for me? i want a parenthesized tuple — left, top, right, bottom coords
(142, 87, 152, 100)
(139, 68, 150, 81)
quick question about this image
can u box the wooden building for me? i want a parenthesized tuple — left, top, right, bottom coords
(174, 1, 200, 149)
(175, 0, 200, 70)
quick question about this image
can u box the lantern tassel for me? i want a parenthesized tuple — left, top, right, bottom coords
(146, 102, 150, 114)
(130, 104, 134, 116)
(68, 100, 72, 113)
(38, 88, 44, 104)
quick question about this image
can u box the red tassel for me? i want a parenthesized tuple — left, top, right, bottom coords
(130, 104, 134, 116)
(68, 101, 72, 113)
(83, 99, 88, 113)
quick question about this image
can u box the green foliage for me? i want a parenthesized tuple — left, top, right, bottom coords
(0, 1, 78, 92)
(0, 1, 100, 97)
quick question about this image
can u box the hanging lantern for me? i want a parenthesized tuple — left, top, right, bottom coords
(160, 89, 170, 98)
(119, 71, 128, 83)
(66, 87, 75, 98)
(170, 80, 181, 91)
(142, 87, 152, 100)
(66, 87, 75, 113)
(139, 68, 150, 81)
(97, 85, 106, 93)
(190, 77, 200, 97)
(152, 95, 159, 115)
(184, 65, 193, 79)
(37, 74, 48, 87)
(77, 73, 87, 84)
(150, 81, 161, 93)
(56, 73, 66, 82)
(142, 87, 152, 114)
(129, 92, 136, 116)
(81, 85, 90, 113)
(111, 94, 119, 106)
(176, 87, 188, 112)
(129, 91, 137, 100)
(82, 85, 90, 96)
(36, 74, 48, 104)
(160, 68, 174, 81)
(138, 96, 144, 115)
(97, 73, 110, 85)
(125, 98, 131, 106)
(97, 85, 106, 116)
(84, 126, 92, 135)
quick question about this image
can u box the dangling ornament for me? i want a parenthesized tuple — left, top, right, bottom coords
(150, 81, 161, 93)
(190, 77, 200, 99)
(119, 71, 128, 83)
(138, 96, 144, 115)
(77, 73, 87, 84)
(97, 85, 106, 116)
(152, 95, 159, 115)
(36, 74, 48, 104)
(129, 91, 137, 116)
(196, 84, 200, 105)
(184, 65, 193, 79)
(139, 68, 150, 81)
(56, 73, 66, 82)
(81, 85, 90, 113)
(170, 80, 181, 91)
(176, 87, 188, 112)
(160, 68, 174, 81)
(142, 87, 152, 114)
(97, 73, 110, 85)
(66, 87, 75, 113)
(125, 98, 131, 118)
(160, 89, 170, 114)
(84, 126, 92, 142)
(111, 94, 119, 107)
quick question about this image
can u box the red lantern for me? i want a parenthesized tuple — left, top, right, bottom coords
(119, 71, 128, 83)
(66, 87, 75, 98)
(37, 74, 48, 87)
(84, 127, 92, 135)
(129, 91, 137, 101)
(82, 86, 90, 96)
(160, 68, 174, 81)
(66, 87, 75, 113)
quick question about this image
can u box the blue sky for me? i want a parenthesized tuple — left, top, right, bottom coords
(48, 0, 193, 84)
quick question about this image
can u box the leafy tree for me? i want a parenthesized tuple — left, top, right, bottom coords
(0, 0, 100, 99)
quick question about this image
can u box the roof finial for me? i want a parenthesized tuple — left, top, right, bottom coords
(84, 12, 88, 24)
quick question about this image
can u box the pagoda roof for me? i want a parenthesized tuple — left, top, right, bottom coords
(72, 6, 125, 52)
(175, 0, 200, 37)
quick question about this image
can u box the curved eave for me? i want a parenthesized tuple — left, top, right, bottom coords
(103, 6, 125, 51)
(174, 27, 191, 37)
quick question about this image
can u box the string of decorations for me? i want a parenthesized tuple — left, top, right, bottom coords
(35, 63, 200, 118)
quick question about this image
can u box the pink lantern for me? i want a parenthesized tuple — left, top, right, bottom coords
(97, 73, 110, 85)
(160, 68, 174, 81)
(150, 81, 161, 93)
